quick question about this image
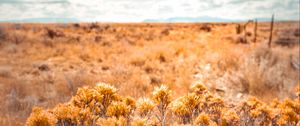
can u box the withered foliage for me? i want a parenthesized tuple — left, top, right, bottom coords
(26, 83, 300, 126)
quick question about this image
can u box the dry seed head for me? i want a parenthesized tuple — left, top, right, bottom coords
(277, 114, 289, 125)
(277, 108, 300, 125)
(220, 110, 240, 126)
(106, 102, 131, 118)
(172, 123, 193, 126)
(26, 80, 300, 125)
(137, 98, 155, 116)
(97, 117, 127, 126)
(250, 104, 272, 118)
(183, 93, 201, 109)
(190, 83, 207, 94)
(171, 93, 201, 116)
(244, 97, 263, 109)
(270, 98, 280, 108)
(72, 87, 100, 107)
(284, 108, 300, 123)
(123, 96, 136, 110)
(203, 93, 214, 102)
(52, 104, 79, 123)
(94, 82, 119, 113)
(76, 108, 98, 125)
(131, 117, 148, 126)
(26, 107, 57, 126)
(152, 85, 172, 106)
(171, 99, 190, 115)
(194, 113, 211, 125)
(280, 99, 300, 113)
(207, 97, 224, 106)
(95, 82, 118, 96)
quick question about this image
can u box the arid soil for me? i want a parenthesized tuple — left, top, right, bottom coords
(0, 22, 299, 125)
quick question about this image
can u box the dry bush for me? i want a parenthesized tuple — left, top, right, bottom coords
(0, 26, 7, 41)
(143, 85, 173, 126)
(199, 24, 212, 32)
(294, 28, 300, 37)
(45, 28, 65, 39)
(0, 26, 27, 44)
(9, 31, 26, 44)
(136, 98, 155, 117)
(195, 43, 299, 102)
(0, 66, 12, 78)
(26, 83, 300, 126)
(26, 107, 57, 126)
(236, 45, 299, 100)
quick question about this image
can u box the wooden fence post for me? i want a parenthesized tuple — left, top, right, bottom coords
(254, 19, 257, 43)
(268, 14, 274, 48)
(244, 24, 247, 43)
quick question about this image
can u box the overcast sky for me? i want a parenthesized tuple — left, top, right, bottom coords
(0, 0, 299, 22)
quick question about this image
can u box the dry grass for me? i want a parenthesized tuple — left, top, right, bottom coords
(25, 83, 300, 126)
(194, 42, 299, 102)
(0, 22, 299, 125)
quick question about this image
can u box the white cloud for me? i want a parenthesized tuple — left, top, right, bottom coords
(0, 0, 298, 22)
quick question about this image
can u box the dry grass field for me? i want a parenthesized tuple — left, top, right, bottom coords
(0, 22, 299, 125)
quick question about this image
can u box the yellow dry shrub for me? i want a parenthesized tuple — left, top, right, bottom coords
(171, 99, 190, 116)
(250, 104, 273, 118)
(190, 83, 207, 94)
(280, 99, 300, 114)
(152, 85, 172, 106)
(77, 107, 98, 125)
(71, 82, 119, 117)
(123, 96, 136, 111)
(106, 101, 131, 118)
(277, 108, 300, 125)
(97, 117, 127, 126)
(270, 98, 280, 108)
(52, 104, 79, 125)
(276, 99, 300, 125)
(136, 98, 155, 117)
(203, 97, 226, 120)
(171, 93, 201, 124)
(239, 97, 263, 114)
(172, 123, 192, 126)
(52, 103, 99, 125)
(180, 93, 201, 113)
(194, 113, 216, 126)
(94, 82, 119, 109)
(219, 110, 240, 126)
(71, 86, 103, 108)
(25, 83, 300, 126)
(245, 97, 263, 108)
(26, 107, 57, 126)
(152, 85, 172, 126)
(131, 117, 148, 126)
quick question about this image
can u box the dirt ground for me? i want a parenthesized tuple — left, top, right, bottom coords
(0, 22, 299, 125)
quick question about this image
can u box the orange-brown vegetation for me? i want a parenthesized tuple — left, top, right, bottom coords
(0, 22, 299, 125)
(26, 83, 300, 126)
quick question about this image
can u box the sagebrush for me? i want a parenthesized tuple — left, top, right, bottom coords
(26, 83, 300, 126)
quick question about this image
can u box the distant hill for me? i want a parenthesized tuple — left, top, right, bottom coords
(0, 16, 296, 23)
(143, 16, 290, 23)
(0, 18, 79, 23)
(144, 16, 241, 23)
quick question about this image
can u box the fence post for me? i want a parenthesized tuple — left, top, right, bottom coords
(244, 24, 247, 43)
(268, 14, 274, 48)
(254, 19, 257, 43)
